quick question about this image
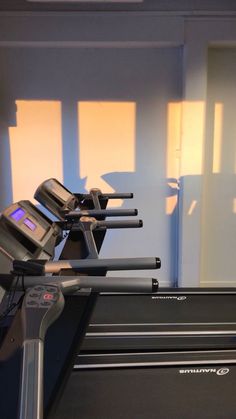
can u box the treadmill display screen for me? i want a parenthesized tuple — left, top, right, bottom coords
(23, 218, 37, 231)
(10, 207, 25, 221)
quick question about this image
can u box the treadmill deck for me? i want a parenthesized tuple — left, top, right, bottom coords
(81, 289, 236, 352)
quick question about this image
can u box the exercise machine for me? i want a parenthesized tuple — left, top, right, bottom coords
(1, 269, 157, 419)
(0, 199, 159, 419)
(2, 182, 236, 418)
(33, 179, 236, 419)
(35, 179, 236, 353)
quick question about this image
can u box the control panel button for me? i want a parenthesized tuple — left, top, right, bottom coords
(46, 287, 57, 293)
(35, 286, 45, 291)
(29, 293, 39, 298)
(27, 301, 38, 306)
(43, 293, 54, 301)
(40, 301, 51, 306)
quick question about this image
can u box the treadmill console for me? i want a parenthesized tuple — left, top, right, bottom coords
(7, 204, 48, 242)
(34, 178, 79, 220)
(0, 200, 62, 272)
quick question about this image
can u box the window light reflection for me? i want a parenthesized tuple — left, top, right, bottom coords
(212, 103, 223, 174)
(9, 100, 63, 203)
(78, 101, 136, 207)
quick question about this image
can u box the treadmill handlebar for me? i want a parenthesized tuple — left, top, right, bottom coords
(78, 192, 133, 200)
(45, 257, 161, 274)
(99, 193, 133, 200)
(13, 257, 161, 275)
(56, 219, 143, 231)
(5, 275, 159, 294)
(97, 219, 143, 229)
(62, 276, 158, 294)
(62, 208, 138, 219)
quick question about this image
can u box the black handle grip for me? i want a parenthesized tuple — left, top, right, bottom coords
(97, 220, 143, 229)
(101, 193, 133, 199)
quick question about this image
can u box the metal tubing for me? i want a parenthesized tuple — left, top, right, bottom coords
(68, 276, 158, 293)
(10, 275, 158, 294)
(44, 257, 161, 274)
(19, 340, 44, 419)
(82, 192, 133, 200)
(63, 208, 138, 219)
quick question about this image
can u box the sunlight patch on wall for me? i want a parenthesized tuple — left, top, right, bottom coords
(212, 103, 223, 174)
(180, 101, 205, 177)
(78, 101, 136, 207)
(188, 199, 197, 216)
(9, 100, 63, 203)
(166, 102, 181, 215)
(233, 198, 236, 214)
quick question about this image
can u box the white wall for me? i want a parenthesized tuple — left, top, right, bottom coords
(200, 48, 236, 286)
(0, 13, 236, 286)
(0, 45, 182, 285)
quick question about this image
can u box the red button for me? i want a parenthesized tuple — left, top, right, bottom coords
(43, 293, 54, 300)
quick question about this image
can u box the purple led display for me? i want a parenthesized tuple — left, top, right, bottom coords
(23, 218, 37, 231)
(10, 207, 25, 221)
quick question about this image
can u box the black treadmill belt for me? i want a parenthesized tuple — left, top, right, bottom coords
(81, 334, 236, 352)
(89, 294, 236, 326)
(51, 364, 236, 419)
(81, 292, 236, 352)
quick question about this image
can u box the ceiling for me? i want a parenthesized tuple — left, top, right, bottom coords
(0, 0, 236, 14)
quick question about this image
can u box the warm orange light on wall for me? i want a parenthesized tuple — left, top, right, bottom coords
(9, 100, 63, 203)
(180, 101, 205, 177)
(166, 102, 181, 215)
(233, 198, 236, 214)
(212, 103, 223, 174)
(78, 101, 136, 206)
(166, 101, 206, 216)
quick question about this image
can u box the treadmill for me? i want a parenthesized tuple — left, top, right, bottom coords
(33, 179, 236, 419)
(0, 200, 62, 331)
(35, 178, 236, 355)
(0, 199, 159, 419)
(2, 196, 236, 418)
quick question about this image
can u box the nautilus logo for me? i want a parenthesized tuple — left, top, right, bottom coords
(179, 368, 230, 376)
(216, 368, 229, 376)
(152, 296, 187, 301)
